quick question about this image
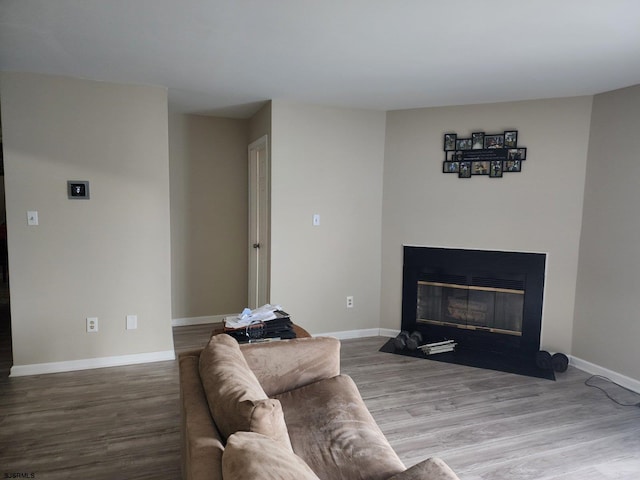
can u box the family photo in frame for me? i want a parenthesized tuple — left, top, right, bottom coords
(484, 134, 504, 149)
(444, 133, 457, 151)
(472, 132, 484, 149)
(504, 130, 518, 148)
(442, 129, 526, 179)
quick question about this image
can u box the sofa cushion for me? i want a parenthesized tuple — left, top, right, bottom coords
(199, 334, 292, 450)
(240, 336, 341, 396)
(275, 374, 406, 480)
(179, 353, 225, 480)
(222, 431, 321, 480)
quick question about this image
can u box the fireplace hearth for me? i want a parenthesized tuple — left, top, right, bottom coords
(393, 246, 549, 378)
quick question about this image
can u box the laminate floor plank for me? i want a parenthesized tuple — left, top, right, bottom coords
(0, 364, 183, 480)
(1, 330, 639, 479)
(340, 337, 640, 480)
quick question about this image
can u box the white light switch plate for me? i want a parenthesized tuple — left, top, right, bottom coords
(126, 315, 138, 330)
(27, 211, 39, 226)
(312, 214, 320, 226)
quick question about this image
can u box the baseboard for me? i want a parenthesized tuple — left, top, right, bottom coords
(172, 314, 234, 327)
(10, 350, 176, 377)
(173, 318, 399, 340)
(313, 328, 399, 340)
(570, 355, 640, 394)
(379, 328, 401, 338)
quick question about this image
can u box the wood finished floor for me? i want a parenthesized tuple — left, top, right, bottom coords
(1, 324, 639, 479)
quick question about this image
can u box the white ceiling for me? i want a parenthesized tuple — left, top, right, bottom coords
(2, 0, 640, 118)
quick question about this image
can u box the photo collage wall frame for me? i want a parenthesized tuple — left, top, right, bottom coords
(443, 130, 526, 178)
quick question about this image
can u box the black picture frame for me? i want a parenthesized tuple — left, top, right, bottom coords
(443, 161, 460, 173)
(441, 129, 527, 179)
(517, 147, 527, 160)
(458, 161, 471, 178)
(504, 130, 518, 148)
(490, 160, 503, 178)
(456, 138, 472, 150)
(484, 134, 504, 149)
(472, 132, 484, 150)
(444, 133, 457, 151)
(471, 161, 490, 175)
(504, 160, 522, 172)
(507, 148, 527, 160)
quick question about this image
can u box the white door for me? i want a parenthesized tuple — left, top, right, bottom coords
(248, 135, 270, 309)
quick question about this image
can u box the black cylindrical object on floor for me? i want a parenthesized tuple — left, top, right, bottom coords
(551, 352, 569, 372)
(394, 331, 410, 350)
(536, 350, 552, 370)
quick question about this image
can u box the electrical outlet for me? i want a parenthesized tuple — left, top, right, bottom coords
(346, 296, 354, 308)
(87, 317, 98, 333)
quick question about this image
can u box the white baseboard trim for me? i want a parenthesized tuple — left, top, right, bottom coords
(379, 328, 401, 338)
(172, 314, 234, 327)
(313, 328, 399, 340)
(570, 355, 640, 394)
(10, 350, 176, 377)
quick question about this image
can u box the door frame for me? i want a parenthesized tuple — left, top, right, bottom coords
(247, 134, 270, 308)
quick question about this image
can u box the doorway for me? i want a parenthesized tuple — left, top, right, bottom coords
(248, 135, 270, 309)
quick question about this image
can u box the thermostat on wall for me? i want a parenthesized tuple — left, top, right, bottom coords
(68, 181, 90, 199)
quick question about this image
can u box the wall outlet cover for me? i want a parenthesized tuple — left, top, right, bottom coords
(87, 317, 98, 333)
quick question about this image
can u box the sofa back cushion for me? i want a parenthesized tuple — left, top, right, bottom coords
(199, 334, 292, 450)
(222, 432, 320, 480)
(240, 336, 341, 397)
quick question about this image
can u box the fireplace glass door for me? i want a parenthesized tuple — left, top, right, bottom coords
(416, 279, 524, 337)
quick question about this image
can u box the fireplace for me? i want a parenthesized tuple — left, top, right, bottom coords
(402, 246, 546, 359)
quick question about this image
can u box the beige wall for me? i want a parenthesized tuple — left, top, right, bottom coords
(168, 114, 249, 319)
(249, 101, 271, 144)
(572, 85, 640, 380)
(381, 97, 593, 353)
(3, 68, 636, 382)
(270, 101, 386, 334)
(0, 72, 174, 366)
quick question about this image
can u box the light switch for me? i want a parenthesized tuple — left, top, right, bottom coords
(126, 315, 138, 330)
(27, 211, 39, 226)
(312, 214, 320, 226)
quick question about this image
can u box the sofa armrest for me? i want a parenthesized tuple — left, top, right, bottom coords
(387, 458, 460, 480)
(240, 336, 341, 397)
(179, 352, 225, 480)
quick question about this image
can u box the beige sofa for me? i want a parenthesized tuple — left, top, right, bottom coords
(179, 334, 460, 480)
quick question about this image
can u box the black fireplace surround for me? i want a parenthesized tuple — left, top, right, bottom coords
(402, 246, 546, 360)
